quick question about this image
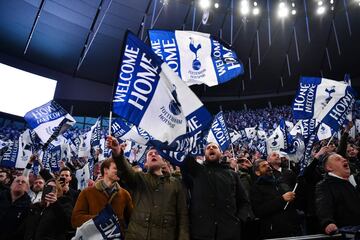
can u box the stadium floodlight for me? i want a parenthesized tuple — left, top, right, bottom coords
(278, 1, 289, 18)
(240, 0, 250, 15)
(214, 2, 219, 8)
(316, 5, 326, 15)
(291, 9, 296, 15)
(253, 7, 260, 15)
(199, 0, 211, 9)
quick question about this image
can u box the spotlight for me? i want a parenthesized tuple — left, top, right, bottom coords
(278, 1, 289, 18)
(253, 7, 260, 15)
(318, 1, 323, 6)
(330, 0, 334, 4)
(240, 0, 250, 15)
(316, 6, 326, 15)
(214, 2, 219, 8)
(331, 6, 334, 10)
(254, 1, 258, 6)
(199, 0, 211, 9)
(292, 2, 295, 7)
(291, 9, 296, 15)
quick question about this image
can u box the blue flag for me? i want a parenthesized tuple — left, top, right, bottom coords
(266, 119, 291, 154)
(111, 118, 151, 146)
(292, 77, 357, 123)
(124, 140, 148, 169)
(206, 112, 231, 152)
(72, 204, 123, 240)
(298, 124, 320, 175)
(318, 86, 357, 132)
(90, 117, 102, 148)
(40, 143, 62, 172)
(24, 100, 76, 148)
(112, 31, 211, 160)
(149, 30, 244, 86)
(0, 139, 20, 168)
(158, 130, 206, 165)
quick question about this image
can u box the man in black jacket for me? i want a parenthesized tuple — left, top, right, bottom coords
(0, 175, 31, 240)
(315, 153, 360, 235)
(250, 159, 301, 239)
(183, 142, 252, 240)
(267, 151, 296, 188)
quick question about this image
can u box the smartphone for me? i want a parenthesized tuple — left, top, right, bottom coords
(41, 185, 55, 202)
(59, 177, 66, 185)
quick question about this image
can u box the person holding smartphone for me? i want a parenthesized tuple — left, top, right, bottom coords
(59, 167, 79, 206)
(22, 178, 73, 240)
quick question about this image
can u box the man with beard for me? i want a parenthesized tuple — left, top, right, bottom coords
(28, 176, 44, 203)
(0, 169, 11, 192)
(107, 136, 189, 240)
(250, 159, 301, 239)
(182, 142, 251, 240)
(316, 153, 360, 235)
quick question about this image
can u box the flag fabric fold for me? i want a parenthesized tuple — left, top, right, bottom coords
(206, 112, 231, 152)
(72, 204, 123, 240)
(112, 31, 211, 164)
(24, 100, 76, 148)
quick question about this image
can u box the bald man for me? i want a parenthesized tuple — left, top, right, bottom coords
(0, 175, 31, 239)
(315, 153, 360, 235)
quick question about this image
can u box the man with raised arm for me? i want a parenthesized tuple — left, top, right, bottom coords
(107, 136, 189, 240)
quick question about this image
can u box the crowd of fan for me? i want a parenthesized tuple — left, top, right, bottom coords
(224, 105, 295, 131)
(0, 105, 360, 240)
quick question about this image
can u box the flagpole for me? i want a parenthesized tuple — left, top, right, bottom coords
(230, 143, 236, 158)
(326, 132, 336, 147)
(108, 111, 112, 136)
(288, 158, 291, 170)
(284, 182, 298, 210)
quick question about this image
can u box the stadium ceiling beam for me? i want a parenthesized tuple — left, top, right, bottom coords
(75, 0, 113, 73)
(24, 0, 46, 55)
(143, 0, 165, 43)
(136, 0, 153, 40)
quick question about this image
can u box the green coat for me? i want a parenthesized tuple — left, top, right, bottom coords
(114, 154, 189, 240)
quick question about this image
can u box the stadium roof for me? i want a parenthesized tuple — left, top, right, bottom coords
(0, 0, 359, 115)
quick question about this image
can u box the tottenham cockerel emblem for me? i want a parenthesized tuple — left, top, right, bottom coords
(321, 86, 336, 107)
(189, 37, 202, 70)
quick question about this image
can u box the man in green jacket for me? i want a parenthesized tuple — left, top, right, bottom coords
(107, 136, 189, 240)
